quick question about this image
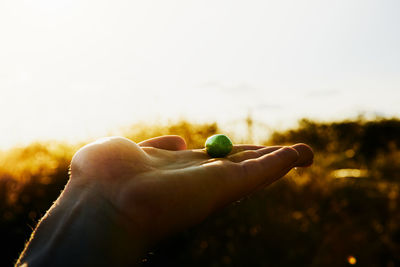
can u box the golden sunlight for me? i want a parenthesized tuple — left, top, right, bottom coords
(347, 255, 357, 265)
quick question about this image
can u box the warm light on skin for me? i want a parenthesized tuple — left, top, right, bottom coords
(0, 0, 399, 149)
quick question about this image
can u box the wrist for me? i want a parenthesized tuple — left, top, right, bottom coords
(17, 179, 146, 266)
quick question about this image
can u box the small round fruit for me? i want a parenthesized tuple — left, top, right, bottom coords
(205, 134, 233, 158)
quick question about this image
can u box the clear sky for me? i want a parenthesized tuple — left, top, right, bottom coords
(0, 0, 399, 148)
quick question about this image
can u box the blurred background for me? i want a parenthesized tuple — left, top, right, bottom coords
(0, 0, 399, 266)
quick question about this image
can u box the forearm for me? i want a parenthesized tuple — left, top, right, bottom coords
(16, 181, 145, 267)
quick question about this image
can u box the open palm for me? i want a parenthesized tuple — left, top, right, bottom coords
(69, 135, 313, 245)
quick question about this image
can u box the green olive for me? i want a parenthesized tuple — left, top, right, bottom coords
(205, 134, 233, 158)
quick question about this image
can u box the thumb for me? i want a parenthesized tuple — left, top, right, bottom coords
(138, 135, 187, 151)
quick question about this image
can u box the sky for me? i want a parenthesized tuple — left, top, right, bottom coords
(0, 0, 399, 149)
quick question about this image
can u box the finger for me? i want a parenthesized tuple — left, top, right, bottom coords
(291, 143, 314, 167)
(227, 146, 282, 162)
(245, 143, 313, 194)
(229, 143, 313, 165)
(201, 147, 299, 209)
(138, 135, 187, 151)
(239, 147, 299, 186)
(229, 144, 266, 155)
(172, 145, 268, 161)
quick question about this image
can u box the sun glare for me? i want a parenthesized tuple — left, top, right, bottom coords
(0, 1, 399, 149)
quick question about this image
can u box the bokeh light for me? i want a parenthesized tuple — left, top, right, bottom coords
(347, 255, 357, 265)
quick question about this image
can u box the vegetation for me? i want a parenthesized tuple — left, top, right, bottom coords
(1, 118, 399, 266)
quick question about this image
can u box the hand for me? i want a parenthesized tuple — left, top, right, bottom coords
(17, 135, 313, 266)
(69, 135, 313, 244)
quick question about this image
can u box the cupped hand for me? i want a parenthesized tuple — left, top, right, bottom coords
(68, 135, 313, 245)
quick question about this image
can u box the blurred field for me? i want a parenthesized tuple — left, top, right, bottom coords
(1, 118, 400, 266)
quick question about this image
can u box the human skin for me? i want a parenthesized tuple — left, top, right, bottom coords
(16, 135, 313, 266)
